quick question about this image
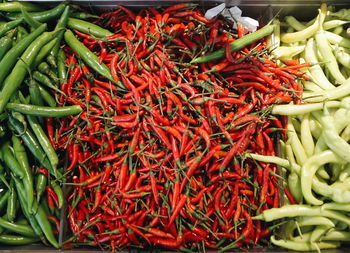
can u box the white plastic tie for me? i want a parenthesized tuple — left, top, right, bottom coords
(204, 5, 259, 32)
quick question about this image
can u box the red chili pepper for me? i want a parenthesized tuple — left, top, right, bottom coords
(242, 210, 253, 239)
(208, 59, 229, 72)
(94, 153, 121, 163)
(167, 193, 186, 228)
(98, 41, 107, 63)
(214, 185, 226, 218)
(195, 127, 211, 147)
(231, 114, 262, 128)
(43, 118, 55, 149)
(74, 29, 93, 39)
(118, 156, 129, 191)
(112, 117, 140, 129)
(150, 237, 179, 248)
(46, 186, 59, 208)
(237, 23, 246, 38)
(163, 3, 196, 14)
(81, 172, 103, 187)
(284, 187, 296, 204)
(180, 150, 206, 193)
(233, 198, 241, 221)
(66, 142, 79, 171)
(94, 78, 118, 92)
(67, 65, 82, 96)
(37, 167, 48, 177)
(146, 118, 171, 147)
(91, 188, 102, 213)
(48, 195, 58, 218)
(172, 180, 180, 210)
(263, 131, 275, 156)
(110, 54, 120, 83)
(47, 216, 60, 234)
(172, 38, 189, 51)
(150, 170, 159, 205)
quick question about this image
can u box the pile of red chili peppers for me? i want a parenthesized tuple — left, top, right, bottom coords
(51, 3, 306, 251)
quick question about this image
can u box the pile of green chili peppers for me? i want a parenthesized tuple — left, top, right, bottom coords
(0, 1, 91, 247)
(0, 1, 350, 251)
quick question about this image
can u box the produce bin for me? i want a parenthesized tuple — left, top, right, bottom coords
(0, 0, 350, 252)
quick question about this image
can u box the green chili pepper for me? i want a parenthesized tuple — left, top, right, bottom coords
(246, 152, 301, 175)
(11, 135, 34, 213)
(0, 19, 23, 38)
(8, 115, 54, 176)
(67, 17, 113, 37)
(0, 24, 47, 74)
(323, 230, 350, 241)
(40, 196, 51, 216)
(284, 216, 335, 240)
(0, 234, 40, 245)
(0, 163, 10, 190)
(315, 29, 346, 84)
(287, 172, 303, 203)
(339, 163, 350, 181)
(311, 177, 345, 202)
(310, 225, 331, 242)
(28, 79, 44, 107)
(304, 38, 335, 90)
(0, 27, 55, 113)
(27, 115, 58, 172)
(7, 179, 17, 223)
(37, 84, 57, 107)
(51, 180, 63, 209)
(70, 11, 99, 20)
(38, 62, 59, 84)
(32, 71, 63, 95)
(191, 25, 274, 63)
(323, 203, 350, 212)
(15, 26, 29, 43)
(46, 54, 58, 70)
(33, 38, 58, 68)
(0, 141, 24, 179)
(0, 38, 12, 62)
(34, 203, 59, 248)
(301, 150, 345, 205)
(57, 49, 67, 84)
(54, 6, 70, 36)
(18, 92, 31, 106)
(0, 191, 9, 211)
(319, 111, 350, 163)
(47, 5, 70, 68)
(288, 117, 308, 166)
(10, 110, 25, 124)
(13, 175, 45, 242)
(254, 204, 350, 226)
(0, 29, 16, 61)
(0, 2, 41, 12)
(64, 29, 116, 84)
(21, 6, 42, 29)
(6, 103, 82, 118)
(0, 217, 36, 237)
(6, 3, 66, 23)
(36, 172, 47, 203)
(271, 235, 339, 251)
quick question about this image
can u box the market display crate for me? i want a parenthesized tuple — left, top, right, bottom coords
(0, 0, 350, 252)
